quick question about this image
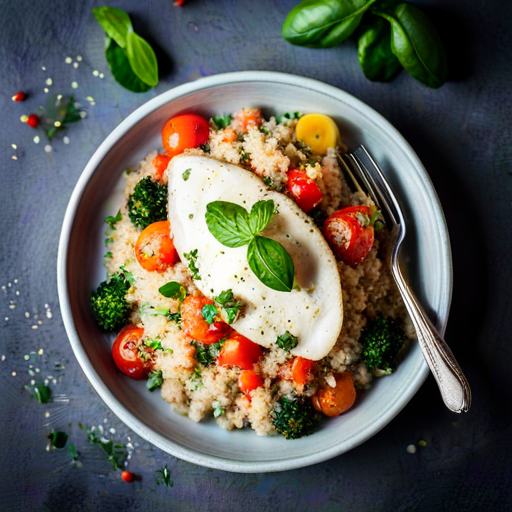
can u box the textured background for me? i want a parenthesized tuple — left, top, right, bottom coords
(1, 0, 511, 510)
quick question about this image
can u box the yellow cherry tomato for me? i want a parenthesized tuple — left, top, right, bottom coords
(295, 113, 340, 155)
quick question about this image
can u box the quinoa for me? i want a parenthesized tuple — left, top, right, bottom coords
(100, 108, 413, 437)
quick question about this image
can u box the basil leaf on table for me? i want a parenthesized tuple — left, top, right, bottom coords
(105, 38, 152, 93)
(126, 31, 159, 88)
(205, 201, 254, 248)
(372, 2, 447, 88)
(92, 6, 133, 48)
(358, 16, 402, 81)
(282, 0, 377, 48)
(247, 236, 295, 293)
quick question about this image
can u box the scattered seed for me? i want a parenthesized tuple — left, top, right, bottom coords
(63, 136, 70, 145)
(99, 73, 104, 79)
(406, 444, 417, 454)
(45, 78, 53, 86)
(32, 325, 38, 329)
(20, 115, 28, 123)
(12, 155, 18, 161)
(42, 66, 46, 70)
(11, 143, 17, 149)
(33, 136, 40, 144)
(24, 355, 30, 360)
(80, 111, 87, 118)
(12, 372, 16, 377)
(1, 355, 5, 361)
(38, 349, 43, 355)
(54, 121, 61, 127)
(65, 57, 72, 64)
(73, 62, 79, 69)
(418, 440, 427, 448)
(45, 411, 50, 418)
(25, 312, 30, 318)
(71, 81, 78, 89)
(92, 70, 99, 76)
(76, 55, 83, 61)
(4, 317, 8, 321)
(44, 88, 49, 93)
(15, 291, 19, 296)
(44, 145, 52, 153)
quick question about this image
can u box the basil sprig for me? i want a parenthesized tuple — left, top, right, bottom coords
(93, 6, 158, 92)
(205, 200, 295, 292)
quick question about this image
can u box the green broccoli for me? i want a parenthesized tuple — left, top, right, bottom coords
(272, 395, 321, 440)
(361, 316, 407, 373)
(127, 176, 167, 229)
(90, 273, 131, 331)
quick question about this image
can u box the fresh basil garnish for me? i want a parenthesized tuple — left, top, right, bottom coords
(214, 289, 242, 324)
(94, 6, 158, 92)
(159, 281, 187, 301)
(205, 201, 254, 248)
(205, 200, 295, 292)
(105, 210, 122, 230)
(247, 236, 295, 293)
(211, 115, 232, 130)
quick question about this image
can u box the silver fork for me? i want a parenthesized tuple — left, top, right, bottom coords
(338, 145, 471, 413)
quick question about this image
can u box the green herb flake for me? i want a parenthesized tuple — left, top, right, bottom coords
(214, 289, 242, 324)
(211, 114, 232, 130)
(199, 142, 211, 153)
(184, 249, 201, 280)
(46, 430, 68, 450)
(147, 370, 163, 391)
(79, 423, 127, 470)
(144, 338, 163, 351)
(119, 265, 135, 286)
(182, 168, 192, 181)
(212, 401, 224, 418)
(191, 339, 225, 366)
(168, 311, 182, 327)
(26, 379, 52, 404)
(105, 210, 123, 230)
(201, 304, 218, 325)
(159, 281, 187, 301)
(155, 464, 173, 488)
(276, 331, 299, 351)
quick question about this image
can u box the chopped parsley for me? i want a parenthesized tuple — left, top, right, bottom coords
(238, 146, 251, 163)
(214, 289, 242, 324)
(276, 111, 302, 125)
(201, 304, 218, 324)
(119, 265, 135, 285)
(79, 423, 126, 470)
(105, 210, 122, 230)
(211, 114, 232, 130)
(184, 249, 201, 280)
(199, 142, 211, 153)
(276, 331, 298, 351)
(259, 126, 270, 136)
(182, 168, 191, 181)
(155, 464, 173, 488)
(144, 338, 163, 351)
(212, 401, 224, 418)
(147, 370, 163, 391)
(191, 339, 225, 366)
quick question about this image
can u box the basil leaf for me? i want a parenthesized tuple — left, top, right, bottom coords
(249, 200, 275, 235)
(126, 31, 159, 87)
(372, 2, 447, 88)
(105, 38, 152, 93)
(145, 339, 163, 350)
(205, 201, 253, 248)
(214, 289, 242, 324)
(212, 115, 232, 130)
(282, 0, 376, 48)
(276, 331, 299, 351)
(159, 281, 187, 300)
(105, 210, 122, 229)
(93, 6, 133, 48)
(201, 304, 218, 325)
(358, 16, 402, 82)
(147, 370, 163, 391)
(247, 236, 295, 292)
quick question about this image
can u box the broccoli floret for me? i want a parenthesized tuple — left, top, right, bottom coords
(272, 395, 321, 440)
(127, 176, 167, 229)
(361, 316, 407, 373)
(90, 273, 131, 331)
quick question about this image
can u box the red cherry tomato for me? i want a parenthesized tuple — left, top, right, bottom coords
(135, 221, 179, 272)
(312, 372, 356, 417)
(27, 114, 40, 128)
(112, 325, 153, 380)
(121, 471, 135, 482)
(287, 169, 323, 213)
(279, 356, 315, 387)
(12, 92, 26, 102)
(152, 153, 171, 181)
(161, 114, 209, 158)
(323, 205, 375, 267)
(238, 369, 264, 396)
(217, 332, 262, 370)
(181, 295, 230, 345)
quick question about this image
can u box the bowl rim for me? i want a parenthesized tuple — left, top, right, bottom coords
(57, 70, 451, 473)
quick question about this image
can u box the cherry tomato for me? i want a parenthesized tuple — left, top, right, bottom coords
(323, 205, 375, 267)
(135, 221, 179, 272)
(287, 169, 323, 213)
(217, 333, 262, 370)
(121, 471, 134, 482)
(12, 92, 26, 102)
(27, 114, 40, 128)
(278, 356, 316, 387)
(238, 369, 264, 396)
(112, 325, 153, 380)
(312, 372, 356, 417)
(181, 295, 230, 345)
(152, 153, 171, 181)
(234, 108, 263, 132)
(161, 114, 209, 158)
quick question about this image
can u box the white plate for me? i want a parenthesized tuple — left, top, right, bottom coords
(57, 71, 451, 473)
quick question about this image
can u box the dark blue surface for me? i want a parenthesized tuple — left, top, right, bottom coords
(1, 0, 511, 510)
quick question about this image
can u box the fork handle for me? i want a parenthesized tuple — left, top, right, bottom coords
(392, 265, 472, 413)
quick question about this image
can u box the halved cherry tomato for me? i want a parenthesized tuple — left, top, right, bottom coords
(135, 221, 179, 272)
(323, 205, 375, 267)
(152, 153, 171, 181)
(112, 325, 153, 380)
(162, 114, 209, 158)
(279, 356, 316, 387)
(217, 332, 262, 370)
(312, 372, 356, 417)
(181, 295, 230, 345)
(235, 108, 263, 132)
(287, 169, 323, 213)
(238, 369, 264, 396)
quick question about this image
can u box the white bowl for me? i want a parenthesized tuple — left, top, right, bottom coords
(57, 71, 451, 473)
